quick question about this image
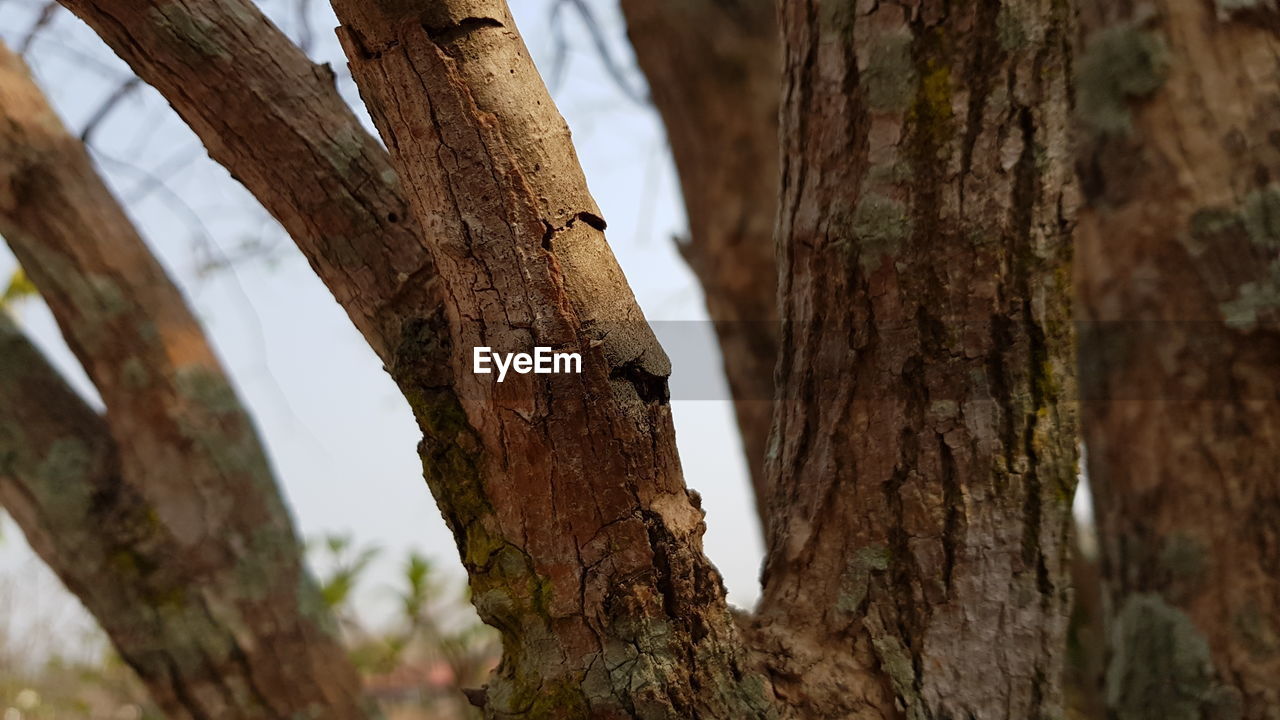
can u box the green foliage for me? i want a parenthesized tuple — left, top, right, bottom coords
(303, 536, 497, 718)
(310, 533, 382, 614)
(1, 267, 37, 309)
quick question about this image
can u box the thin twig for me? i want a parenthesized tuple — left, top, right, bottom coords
(18, 0, 59, 55)
(295, 0, 314, 54)
(547, 0, 570, 92)
(80, 77, 141, 143)
(546, 0, 649, 106)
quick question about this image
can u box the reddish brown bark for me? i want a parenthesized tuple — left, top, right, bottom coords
(0, 43, 368, 720)
(1074, 2, 1280, 716)
(620, 0, 780, 521)
(756, 1, 1080, 716)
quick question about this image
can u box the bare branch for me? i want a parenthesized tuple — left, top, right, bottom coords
(78, 75, 139, 143)
(0, 41, 370, 720)
(18, 0, 58, 54)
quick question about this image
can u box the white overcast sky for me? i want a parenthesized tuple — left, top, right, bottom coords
(0, 0, 767, 648)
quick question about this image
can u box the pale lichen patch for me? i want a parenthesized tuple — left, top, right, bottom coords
(1077, 23, 1168, 138)
(1106, 593, 1240, 720)
(838, 544, 890, 613)
(1241, 185, 1280, 249)
(1220, 262, 1280, 329)
(1213, 0, 1279, 21)
(864, 31, 917, 113)
(850, 193, 912, 269)
(996, 5, 1029, 52)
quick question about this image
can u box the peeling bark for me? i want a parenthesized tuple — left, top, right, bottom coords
(758, 1, 1080, 717)
(0, 44, 368, 720)
(1074, 2, 1280, 716)
(619, 0, 780, 523)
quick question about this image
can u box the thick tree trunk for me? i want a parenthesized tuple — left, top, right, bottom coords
(1074, 2, 1280, 716)
(755, 1, 1079, 717)
(0, 44, 369, 720)
(619, 0, 780, 522)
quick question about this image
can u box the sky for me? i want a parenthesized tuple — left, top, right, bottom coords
(0, 0, 768, 648)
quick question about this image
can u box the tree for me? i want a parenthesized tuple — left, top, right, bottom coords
(756, 1, 1077, 715)
(0, 43, 369, 720)
(3, 0, 1097, 718)
(18, 0, 1280, 714)
(1075, 1, 1280, 716)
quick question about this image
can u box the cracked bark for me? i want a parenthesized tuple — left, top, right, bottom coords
(619, 0, 781, 525)
(1075, 2, 1280, 716)
(0, 44, 368, 720)
(325, 1, 771, 717)
(756, 1, 1079, 717)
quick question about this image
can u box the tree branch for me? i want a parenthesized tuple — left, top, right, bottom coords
(56, 0, 433, 361)
(327, 1, 771, 715)
(620, 0, 781, 531)
(0, 43, 369, 720)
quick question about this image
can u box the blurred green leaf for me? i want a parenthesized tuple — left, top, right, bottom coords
(1, 267, 37, 308)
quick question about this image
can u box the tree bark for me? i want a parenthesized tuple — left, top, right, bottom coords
(1074, 2, 1280, 716)
(0, 44, 369, 720)
(327, 2, 775, 717)
(619, 0, 781, 523)
(756, 1, 1080, 717)
(61, 0, 768, 714)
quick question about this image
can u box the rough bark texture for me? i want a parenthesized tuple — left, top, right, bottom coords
(328, 2, 779, 717)
(756, 2, 1080, 718)
(1074, 2, 1280, 717)
(56, 0, 430, 361)
(619, 0, 781, 521)
(0, 44, 368, 720)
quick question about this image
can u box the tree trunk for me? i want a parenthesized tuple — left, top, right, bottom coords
(619, 0, 781, 523)
(1074, 2, 1280, 716)
(0, 44, 369, 720)
(755, 1, 1079, 717)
